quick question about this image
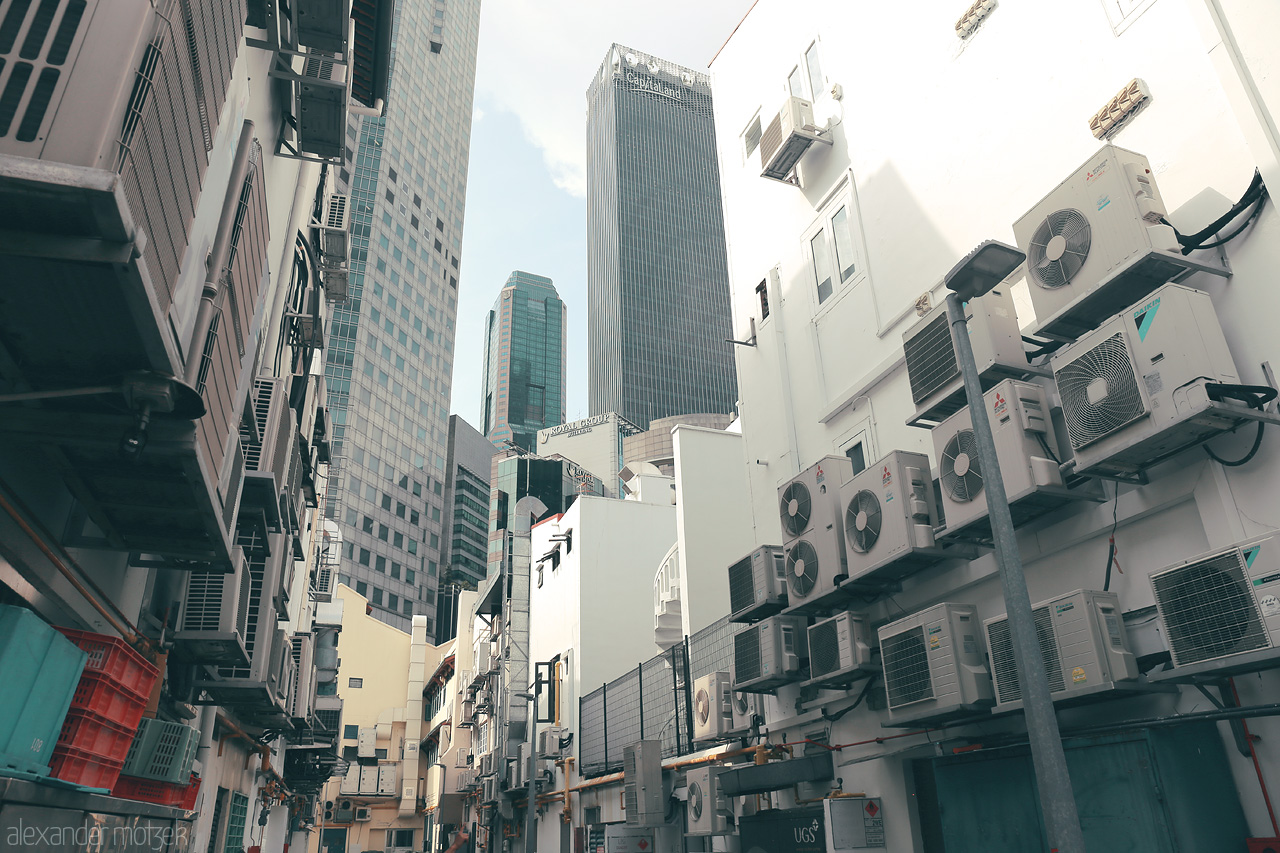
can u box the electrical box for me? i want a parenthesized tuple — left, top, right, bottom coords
(357, 726, 376, 758)
(825, 797, 886, 850)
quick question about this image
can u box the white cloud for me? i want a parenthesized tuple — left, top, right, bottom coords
(473, 0, 757, 198)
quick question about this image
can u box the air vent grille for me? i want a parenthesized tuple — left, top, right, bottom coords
(940, 429, 983, 502)
(727, 555, 755, 616)
(1057, 332, 1145, 449)
(1152, 551, 1269, 666)
(809, 619, 841, 678)
(733, 626, 761, 684)
(905, 312, 959, 405)
(882, 625, 933, 709)
(988, 606, 1065, 704)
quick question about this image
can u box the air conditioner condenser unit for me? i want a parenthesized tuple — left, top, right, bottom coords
(1013, 144, 1226, 340)
(779, 456, 854, 615)
(806, 611, 875, 688)
(985, 589, 1138, 710)
(760, 96, 828, 183)
(686, 765, 732, 836)
(733, 614, 808, 693)
(879, 602, 993, 726)
(727, 545, 788, 623)
(727, 683, 761, 735)
(692, 672, 733, 743)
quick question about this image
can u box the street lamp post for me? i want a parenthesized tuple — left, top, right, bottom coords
(943, 241, 1086, 853)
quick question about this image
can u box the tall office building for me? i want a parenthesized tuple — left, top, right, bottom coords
(482, 271, 568, 451)
(324, 0, 482, 632)
(435, 415, 498, 642)
(586, 45, 738, 429)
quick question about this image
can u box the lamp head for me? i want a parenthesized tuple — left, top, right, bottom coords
(944, 240, 1026, 302)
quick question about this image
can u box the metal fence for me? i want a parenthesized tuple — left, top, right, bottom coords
(578, 615, 736, 777)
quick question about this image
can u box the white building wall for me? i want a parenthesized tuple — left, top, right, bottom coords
(538, 414, 627, 498)
(711, 1, 1280, 847)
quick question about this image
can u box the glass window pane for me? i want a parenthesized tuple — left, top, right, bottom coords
(831, 206, 857, 281)
(805, 43, 823, 100)
(810, 232, 833, 303)
(788, 67, 805, 98)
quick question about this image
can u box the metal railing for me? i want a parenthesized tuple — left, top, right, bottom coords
(578, 616, 735, 777)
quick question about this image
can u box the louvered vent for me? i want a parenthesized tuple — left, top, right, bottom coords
(733, 626, 762, 684)
(1027, 209, 1092, 289)
(1152, 551, 1269, 667)
(759, 112, 783, 168)
(727, 555, 756, 616)
(243, 380, 278, 471)
(1057, 332, 1146, 450)
(219, 527, 269, 679)
(0, 0, 89, 142)
(905, 312, 960, 405)
(182, 573, 231, 631)
(809, 619, 841, 678)
(987, 607, 1066, 704)
(325, 193, 349, 229)
(882, 626, 934, 709)
(940, 429, 983, 502)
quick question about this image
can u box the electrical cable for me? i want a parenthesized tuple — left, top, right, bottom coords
(1160, 169, 1266, 253)
(1202, 383, 1277, 467)
(822, 674, 879, 723)
(1035, 433, 1060, 465)
(1190, 191, 1267, 251)
(1103, 483, 1120, 592)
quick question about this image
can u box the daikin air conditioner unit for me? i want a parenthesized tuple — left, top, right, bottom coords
(727, 545, 788, 622)
(686, 765, 732, 836)
(733, 614, 809, 693)
(692, 672, 733, 743)
(760, 96, 826, 182)
(934, 379, 1100, 543)
(175, 547, 251, 666)
(1050, 283, 1248, 478)
(807, 611, 875, 687)
(903, 285, 1027, 425)
(1012, 144, 1224, 340)
(624, 741, 664, 827)
(985, 590, 1138, 709)
(727, 683, 761, 735)
(839, 451, 948, 588)
(1151, 533, 1280, 674)
(879, 602, 993, 724)
(779, 456, 854, 614)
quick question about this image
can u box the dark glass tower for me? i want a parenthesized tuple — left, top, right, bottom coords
(481, 271, 567, 451)
(585, 44, 738, 429)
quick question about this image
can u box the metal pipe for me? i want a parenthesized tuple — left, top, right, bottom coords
(185, 121, 256, 387)
(947, 292, 1085, 853)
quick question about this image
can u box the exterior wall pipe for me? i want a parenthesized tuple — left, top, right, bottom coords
(185, 121, 256, 387)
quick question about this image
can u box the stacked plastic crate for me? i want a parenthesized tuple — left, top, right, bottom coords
(111, 717, 202, 808)
(51, 628, 159, 790)
(0, 606, 87, 782)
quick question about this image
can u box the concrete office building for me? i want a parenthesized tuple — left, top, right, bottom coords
(622, 411, 736, 476)
(324, 0, 483, 633)
(482, 271, 568, 452)
(435, 415, 498, 643)
(586, 45, 738, 429)
(536, 412, 640, 498)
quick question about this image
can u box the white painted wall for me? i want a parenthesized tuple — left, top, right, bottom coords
(709, 0, 1280, 847)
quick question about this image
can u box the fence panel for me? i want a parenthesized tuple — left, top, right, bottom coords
(578, 689, 607, 777)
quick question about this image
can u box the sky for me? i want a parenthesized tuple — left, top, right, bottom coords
(449, 0, 758, 429)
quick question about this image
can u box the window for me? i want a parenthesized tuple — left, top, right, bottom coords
(845, 441, 866, 475)
(742, 114, 762, 159)
(805, 179, 864, 309)
(348, 677, 363, 688)
(372, 588, 383, 606)
(344, 725, 359, 740)
(756, 278, 771, 320)
(391, 830, 415, 848)
(375, 748, 388, 760)
(356, 580, 367, 596)
(389, 593, 399, 610)
(810, 231, 834, 303)
(831, 205, 857, 281)
(224, 791, 249, 853)
(804, 42, 824, 99)
(787, 66, 805, 98)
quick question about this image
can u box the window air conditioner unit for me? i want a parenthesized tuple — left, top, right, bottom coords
(481, 776, 500, 804)
(623, 741, 664, 827)
(878, 602, 993, 725)
(985, 589, 1138, 710)
(779, 456, 854, 615)
(727, 545, 788, 623)
(175, 546, 251, 666)
(353, 805, 372, 821)
(1012, 144, 1225, 340)
(474, 642, 491, 676)
(839, 450, 949, 590)
(1151, 533, 1280, 676)
(507, 753, 523, 790)
(479, 753, 494, 777)
(903, 284, 1027, 426)
(312, 560, 336, 602)
(686, 765, 732, 836)
(806, 611, 875, 687)
(459, 699, 475, 728)
(934, 379, 1101, 543)
(296, 52, 351, 160)
(692, 672, 733, 743)
(727, 681, 761, 735)
(1050, 283, 1251, 479)
(760, 96, 826, 183)
(733, 614, 809, 693)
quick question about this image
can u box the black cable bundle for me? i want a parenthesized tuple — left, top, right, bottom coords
(1161, 169, 1268, 255)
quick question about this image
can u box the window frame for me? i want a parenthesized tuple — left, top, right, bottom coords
(801, 174, 867, 316)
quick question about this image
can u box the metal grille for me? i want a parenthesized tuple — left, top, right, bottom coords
(905, 312, 959, 405)
(733, 625, 761, 685)
(1153, 551, 1269, 666)
(987, 607, 1066, 704)
(223, 791, 249, 853)
(181, 571, 231, 631)
(1056, 331, 1145, 450)
(759, 111, 783, 166)
(882, 625, 934, 709)
(727, 553, 756, 616)
(809, 618, 841, 678)
(0, 0, 87, 140)
(218, 528, 268, 679)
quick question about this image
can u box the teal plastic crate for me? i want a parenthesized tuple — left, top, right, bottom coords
(122, 718, 201, 784)
(0, 605, 88, 776)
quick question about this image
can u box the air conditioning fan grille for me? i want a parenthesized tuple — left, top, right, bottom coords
(882, 626, 934, 708)
(1153, 552, 1269, 666)
(1057, 332, 1146, 449)
(810, 620, 841, 677)
(1028, 209, 1091, 289)
(780, 482, 812, 537)
(695, 687, 711, 726)
(845, 490, 882, 554)
(689, 780, 704, 820)
(989, 607, 1065, 704)
(786, 540, 820, 598)
(727, 557, 756, 615)
(941, 429, 983, 502)
(905, 312, 959, 404)
(734, 627, 762, 684)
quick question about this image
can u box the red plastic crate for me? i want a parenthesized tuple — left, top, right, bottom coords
(70, 672, 147, 730)
(56, 709, 134, 763)
(56, 628, 158, 702)
(111, 773, 200, 809)
(49, 744, 123, 789)
(178, 774, 201, 810)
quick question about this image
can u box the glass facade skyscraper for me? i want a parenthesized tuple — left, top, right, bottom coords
(586, 44, 738, 429)
(323, 0, 482, 632)
(481, 271, 567, 451)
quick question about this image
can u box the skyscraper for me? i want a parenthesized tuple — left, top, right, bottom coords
(435, 414, 498, 643)
(324, 0, 482, 632)
(481, 271, 568, 451)
(586, 45, 739, 429)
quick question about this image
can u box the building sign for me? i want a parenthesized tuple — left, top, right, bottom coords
(625, 71, 683, 101)
(543, 414, 611, 442)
